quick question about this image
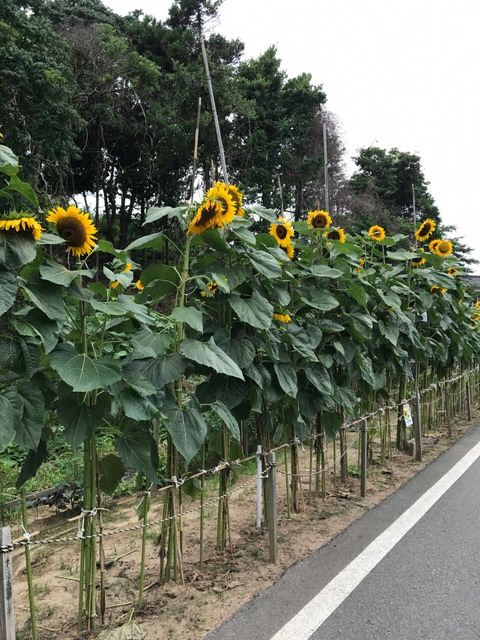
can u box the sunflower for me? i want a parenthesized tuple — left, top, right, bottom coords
(411, 248, 426, 267)
(368, 225, 386, 241)
(435, 239, 453, 258)
(200, 280, 218, 297)
(324, 228, 346, 243)
(272, 313, 291, 323)
(111, 280, 120, 289)
(46, 205, 97, 257)
(124, 263, 132, 272)
(281, 243, 294, 259)
(135, 280, 144, 291)
(415, 218, 436, 241)
(447, 267, 458, 276)
(476, 301, 480, 309)
(428, 239, 441, 254)
(307, 210, 332, 230)
(0, 213, 43, 240)
(205, 182, 236, 227)
(269, 217, 294, 247)
(226, 184, 245, 217)
(187, 199, 223, 235)
(431, 285, 447, 296)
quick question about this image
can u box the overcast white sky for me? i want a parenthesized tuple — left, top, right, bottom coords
(107, 0, 480, 272)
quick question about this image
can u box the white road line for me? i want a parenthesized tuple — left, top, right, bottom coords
(270, 439, 480, 640)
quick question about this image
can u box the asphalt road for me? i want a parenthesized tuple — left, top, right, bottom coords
(205, 424, 480, 640)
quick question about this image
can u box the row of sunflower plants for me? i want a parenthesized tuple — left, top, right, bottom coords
(1, 138, 480, 631)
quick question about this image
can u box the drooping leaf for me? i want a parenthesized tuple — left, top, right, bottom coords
(216, 335, 256, 369)
(50, 344, 122, 392)
(0, 269, 18, 316)
(246, 248, 282, 279)
(181, 338, 244, 379)
(310, 265, 344, 279)
(229, 291, 273, 329)
(162, 401, 207, 466)
(144, 205, 186, 225)
(22, 280, 65, 322)
(116, 426, 159, 483)
(347, 282, 368, 308)
(58, 391, 111, 448)
(14, 383, 45, 450)
(171, 306, 203, 332)
(274, 362, 298, 398)
(39, 262, 93, 287)
(140, 353, 188, 389)
(300, 290, 340, 312)
(0, 233, 36, 269)
(125, 232, 164, 252)
(0, 393, 16, 451)
(16, 440, 48, 489)
(210, 401, 240, 441)
(98, 454, 126, 496)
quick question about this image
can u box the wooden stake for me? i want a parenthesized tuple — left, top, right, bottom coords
(0, 527, 15, 640)
(414, 388, 422, 462)
(267, 453, 277, 564)
(360, 419, 368, 498)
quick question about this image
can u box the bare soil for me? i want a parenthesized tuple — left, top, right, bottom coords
(11, 408, 480, 640)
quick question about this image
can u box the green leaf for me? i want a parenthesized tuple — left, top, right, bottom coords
(304, 365, 333, 396)
(144, 205, 186, 225)
(210, 401, 240, 441)
(233, 227, 256, 245)
(5, 174, 39, 208)
(0, 233, 36, 269)
(36, 232, 66, 246)
(322, 411, 343, 438)
(141, 353, 188, 389)
(98, 454, 126, 496)
(200, 228, 231, 252)
(12, 308, 58, 353)
(181, 338, 244, 379)
(0, 394, 16, 451)
(14, 383, 45, 450)
(310, 265, 343, 279)
(94, 240, 127, 260)
(229, 290, 273, 329)
(125, 232, 164, 252)
(203, 374, 249, 409)
(58, 392, 111, 448)
(22, 280, 65, 322)
(332, 385, 358, 412)
(0, 269, 17, 316)
(274, 362, 298, 398)
(162, 401, 207, 466)
(171, 306, 203, 332)
(116, 426, 159, 483)
(50, 344, 122, 392)
(118, 388, 158, 421)
(140, 263, 180, 299)
(131, 330, 172, 358)
(116, 295, 156, 326)
(378, 319, 400, 346)
(16, 440, 48, 489)
(246, 248, 282, 279)
(216, 335, 256, 369)
(39, 262, 93, 287)
(0, 145, 18, 168)
(347, 282, 368, 308)
(300, 290, 340, 311)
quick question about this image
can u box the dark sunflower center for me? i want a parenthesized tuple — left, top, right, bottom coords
(218, 197, 229, 214)
(196, 202, 218, 226)
(312, 215, 327, 228)
(328, 230, 340, 240)
(373, 229, 382, 238)
(421, 222, 432, 235)
(412, 256, 422, 264)
(57, 217, 87, 247)
(276, 225, 288, 239)
(228, 191, 240, 211)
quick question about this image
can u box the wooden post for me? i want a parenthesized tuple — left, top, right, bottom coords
(256, 445, 262, 529)
(445, 387, 453, 438)
(414, 388, 422, 462)
(267, 452, 277, 564)
(466, 381, 472, 421)
(360, 419, 368, 498)
(339, 427, 347, 483)
(0, 527, 15, 640)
